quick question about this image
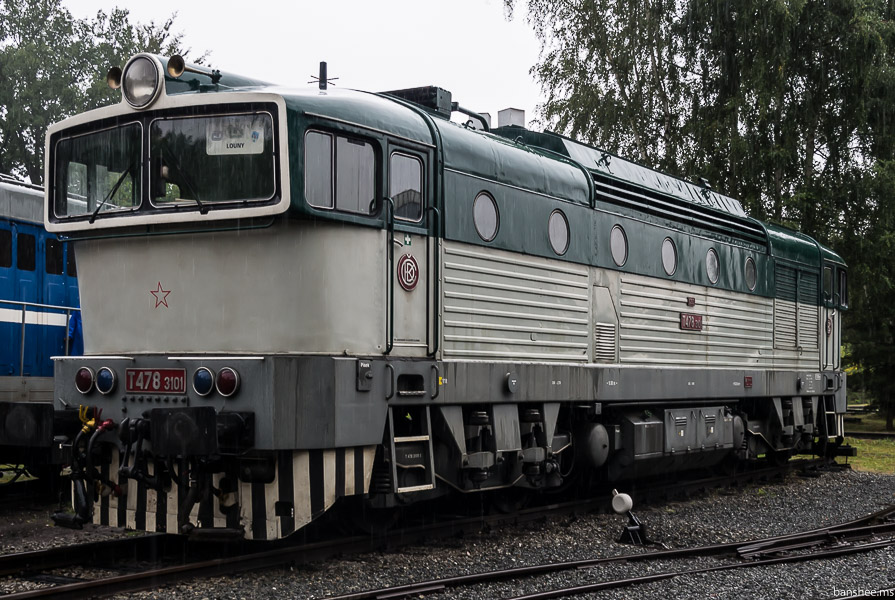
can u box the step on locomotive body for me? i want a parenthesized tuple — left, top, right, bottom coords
(39, 54, 848, 539)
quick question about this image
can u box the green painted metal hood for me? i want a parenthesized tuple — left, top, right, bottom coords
(435, 121, 590, 205)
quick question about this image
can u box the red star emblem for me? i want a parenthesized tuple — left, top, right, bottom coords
(150, 282, 171, 308)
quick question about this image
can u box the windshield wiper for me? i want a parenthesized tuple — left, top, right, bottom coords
(159, 145, 207, 215)
(89, 163, 134, 224)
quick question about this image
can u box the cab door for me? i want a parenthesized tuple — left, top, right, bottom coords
(12, 223, 39, 375)
(0, 226, 14, 375)
(821, 263, 839, 370)
(388, 146, 433, 358)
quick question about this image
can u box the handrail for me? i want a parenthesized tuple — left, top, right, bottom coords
(0, 298, 81, 313)
(384, 197, 395, 355)
(0, 299, 80, 376)
(427, 206, 441, 357)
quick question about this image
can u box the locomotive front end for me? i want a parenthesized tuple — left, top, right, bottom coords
(44, 55, 382, 539)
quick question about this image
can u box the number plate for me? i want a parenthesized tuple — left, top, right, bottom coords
(126, 368, 187, 394)
(679, 313, 704, 331)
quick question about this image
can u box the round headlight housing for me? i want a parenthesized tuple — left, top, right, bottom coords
(215, 367, 240, 398)
(95, 367, 116, 395)
(122, 54, 162, 109)
(193, 367, 215, 397)
(75, 367, 95, 394)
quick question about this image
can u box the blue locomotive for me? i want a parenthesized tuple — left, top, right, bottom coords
(0, 175, 79, 478)
(30, 54, 847, 538)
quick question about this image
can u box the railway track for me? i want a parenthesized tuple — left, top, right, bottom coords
(0, 458, 845, 599)
(326, 504, 895, 600)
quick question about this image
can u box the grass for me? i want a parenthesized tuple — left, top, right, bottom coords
(0, 464, 36, 484)
(843, 437, 895, 474)
(846, 412, 891, 433)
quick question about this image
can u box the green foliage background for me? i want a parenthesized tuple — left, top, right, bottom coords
(508, 0, 895, 427)
(0, 0, 202, 185)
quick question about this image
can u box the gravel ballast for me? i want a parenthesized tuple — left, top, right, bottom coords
(3, 468, 894, 599)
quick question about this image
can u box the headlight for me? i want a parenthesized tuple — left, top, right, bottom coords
(122, 54, 162, 109)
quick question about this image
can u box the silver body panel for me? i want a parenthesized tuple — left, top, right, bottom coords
(78, 221, 387, 356)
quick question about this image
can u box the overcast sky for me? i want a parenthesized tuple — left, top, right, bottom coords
(63, 0, 546, 126)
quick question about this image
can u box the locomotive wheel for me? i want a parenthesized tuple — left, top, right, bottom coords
(490, 489, 532, 514)
(766, 448, 793, 467)
(521, 409, 542, 423)
(346, 499, 401, 536)
(469, 411, 490, 426)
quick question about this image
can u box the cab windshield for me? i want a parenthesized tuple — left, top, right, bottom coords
(150, 112, 275, 206)
(54, 124, 142, 218)
(51, 107, 278, 222)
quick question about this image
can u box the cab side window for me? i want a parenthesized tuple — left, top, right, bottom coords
(66, 245, 77, 277)
(0, 229, 10, 268)
(17, 233, 35, 271)
(390, 153, 423, 221)
(304, 130, 376, 215)
(839, 270, 848, 307)
(46, 238, 64, 275)
(823, 266, 833, 303)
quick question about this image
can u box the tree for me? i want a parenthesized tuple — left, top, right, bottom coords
(509, 0, 895, 427)
(0, 0, 202, 184)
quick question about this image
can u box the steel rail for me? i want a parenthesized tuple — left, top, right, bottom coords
(0, 534, 176, 577)
(507, 537, 895, 600)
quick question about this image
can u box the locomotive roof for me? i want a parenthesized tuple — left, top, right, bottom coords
(114, 61, 848, 269)
(434, 121, 591, 205)
(0, 176, 43, 224)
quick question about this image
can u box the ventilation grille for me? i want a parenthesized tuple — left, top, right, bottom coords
(594, 322, 617, 362)
(798, 272, 819, 349)
(774, 266, 819, 349)
(774, 266, 798, 348)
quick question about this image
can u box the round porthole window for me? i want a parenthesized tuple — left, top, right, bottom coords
(610, 225, 627, 266)
(548, 210, 570, 255)
(706, 248, 720, 284)
(745, 257, 757, 291)
(473, 192, 499, 242)
(662, 237, 677, 276)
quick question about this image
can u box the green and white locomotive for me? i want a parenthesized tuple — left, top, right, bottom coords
(42, 54, 848, 540)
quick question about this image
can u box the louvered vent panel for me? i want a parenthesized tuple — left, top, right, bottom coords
(594, 322, 617, 362)
(798, 272, 819, 349)
(774, 266, 798, 348)
(777, 266, 798, 301)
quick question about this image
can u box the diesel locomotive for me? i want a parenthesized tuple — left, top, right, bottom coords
(0, 175, 80, 479)
(31, 53, 847, 539)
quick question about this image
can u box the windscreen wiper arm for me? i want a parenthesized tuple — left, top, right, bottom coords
(160, 146, 207, 215)
(89, 163, 134, 224)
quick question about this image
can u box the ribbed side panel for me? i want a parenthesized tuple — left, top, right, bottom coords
(618, 275, 772, 367)
(617, 273, 817, 369)
(442, 243, 590, 362)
